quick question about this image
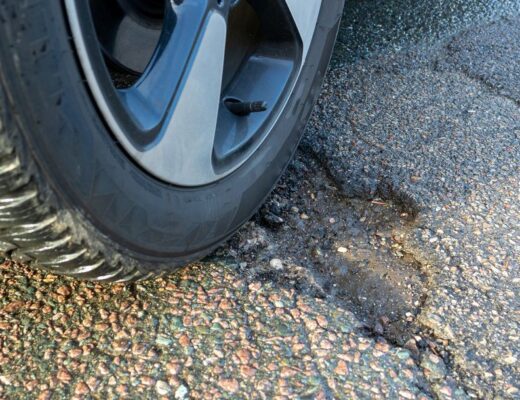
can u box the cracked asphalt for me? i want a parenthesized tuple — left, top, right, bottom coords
(1, 0, 519, 399)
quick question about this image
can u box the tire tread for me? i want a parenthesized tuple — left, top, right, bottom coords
(0, 83, 149, 281)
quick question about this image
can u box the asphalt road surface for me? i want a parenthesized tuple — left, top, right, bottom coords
(1, 0, 519, 399)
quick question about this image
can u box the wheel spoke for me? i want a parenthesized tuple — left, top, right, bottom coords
(283, 0, 322, 61)
(127, 9, 229, 186)
(120, 1, 212, 130)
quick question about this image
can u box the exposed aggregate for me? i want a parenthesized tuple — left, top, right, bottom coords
(0, 262, 434, 399)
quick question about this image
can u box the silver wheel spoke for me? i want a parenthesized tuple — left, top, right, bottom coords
(129, 11, 228, 186)
(121, 2, 212, 129)
(284, 0, 322, 61)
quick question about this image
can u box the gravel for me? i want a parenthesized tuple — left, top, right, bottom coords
(0, 262, 434, 399)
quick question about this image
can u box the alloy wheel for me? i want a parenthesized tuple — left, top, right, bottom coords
(64, 0, 322, 186)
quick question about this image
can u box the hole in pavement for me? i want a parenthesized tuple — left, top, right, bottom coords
(226, 151, 430, 345)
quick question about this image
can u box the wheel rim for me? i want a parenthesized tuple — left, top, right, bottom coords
(64, 0, 322, 186)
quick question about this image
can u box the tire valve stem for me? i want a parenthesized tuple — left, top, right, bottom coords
(225, 98, 268, 117)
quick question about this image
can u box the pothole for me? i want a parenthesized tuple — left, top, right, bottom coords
(226, 152, 430, 346)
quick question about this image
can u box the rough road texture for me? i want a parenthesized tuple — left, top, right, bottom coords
(0, 263, 435, 399)
(303, 16, 520, 399)
(1, 1, 519, 399)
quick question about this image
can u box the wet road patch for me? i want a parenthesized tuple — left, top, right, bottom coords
(228, 155, 431, 347)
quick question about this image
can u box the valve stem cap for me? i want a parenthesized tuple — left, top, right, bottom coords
(226, 99, 268, 116)
(249, 101, 268, 113)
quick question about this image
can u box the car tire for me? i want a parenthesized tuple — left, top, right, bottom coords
(0, 0, 344, 281)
